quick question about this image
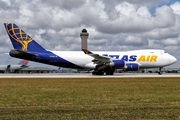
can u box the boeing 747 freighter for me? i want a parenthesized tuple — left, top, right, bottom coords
(4, 23, 177, 75)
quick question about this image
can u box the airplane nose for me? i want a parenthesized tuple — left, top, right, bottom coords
(169, 56, 177, 64)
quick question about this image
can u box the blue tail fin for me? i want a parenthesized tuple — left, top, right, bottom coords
(4, 23, 46, 51)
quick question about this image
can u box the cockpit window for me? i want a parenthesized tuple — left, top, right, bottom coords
(164, 51, 167, 53)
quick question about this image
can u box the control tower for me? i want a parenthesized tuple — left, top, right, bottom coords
(80, 29, 89, 50)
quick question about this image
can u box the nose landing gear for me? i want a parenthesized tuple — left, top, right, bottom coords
(158, 67, 162, 75)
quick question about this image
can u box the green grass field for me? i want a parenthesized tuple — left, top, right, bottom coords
(0, 77, 180, 119)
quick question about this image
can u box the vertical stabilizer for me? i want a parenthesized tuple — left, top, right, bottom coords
(4, 23, 46, 51)
(18, 60, 29, 65)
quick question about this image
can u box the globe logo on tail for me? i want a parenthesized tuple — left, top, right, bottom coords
(5, 23, 33, 51)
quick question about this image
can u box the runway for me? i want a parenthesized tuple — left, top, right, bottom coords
(0, 73, 179, 78)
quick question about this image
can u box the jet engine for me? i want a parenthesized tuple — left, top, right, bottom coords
(106, 60, 125, 69)
(124, 63, 139, 71)
(106, 60, 139, 71)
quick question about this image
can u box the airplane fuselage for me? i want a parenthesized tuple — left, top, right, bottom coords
(10, 49, 176, 70)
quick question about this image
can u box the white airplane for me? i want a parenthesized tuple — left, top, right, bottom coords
(0, 59, 29, 73)
(4, 23, 177, 75)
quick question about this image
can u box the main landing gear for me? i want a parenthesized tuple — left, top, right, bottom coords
(92, 70, 114, 75)
(92, 65, 114, 75)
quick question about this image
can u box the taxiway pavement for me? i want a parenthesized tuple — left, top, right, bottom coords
(0, 73, 179, 78)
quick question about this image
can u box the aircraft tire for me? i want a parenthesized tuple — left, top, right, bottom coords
(106, 71, 110, 75)
(158, 72, 162, 75)
(158, 67, 162, 75)
(105, 70, 114, 75)
(110, 71, 114, 75)
(92, 71, 104, 75)
(92, 71, 96, 75)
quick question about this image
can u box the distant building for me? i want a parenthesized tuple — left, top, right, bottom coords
(19, 67, 52, 73)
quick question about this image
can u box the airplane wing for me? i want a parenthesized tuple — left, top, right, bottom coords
(82, 49, 141, 68)
(82, 49, 111, 64)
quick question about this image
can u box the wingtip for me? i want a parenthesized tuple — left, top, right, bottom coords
(82, 49, 92, 54)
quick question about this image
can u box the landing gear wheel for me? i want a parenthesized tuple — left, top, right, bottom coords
(92, 71, 104, 75)
(110, 71, 114, 75)
(158, 72, 162, 75)
(98, 72, 104, 75)
(105, 69, 114, 75)
(105, 70, 110, 75)
(92, 71, 96, 75)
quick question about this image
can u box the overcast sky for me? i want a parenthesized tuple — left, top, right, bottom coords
(0, 0, 180, 69)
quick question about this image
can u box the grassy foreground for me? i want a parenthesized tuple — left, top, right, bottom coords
(0, 77, 180, 119)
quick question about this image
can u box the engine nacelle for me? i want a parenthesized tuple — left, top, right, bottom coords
(125, 63, 139, 71)
(106, 60, 125, 69)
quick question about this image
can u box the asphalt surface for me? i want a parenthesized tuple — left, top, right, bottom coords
(0, 73, 179, 78)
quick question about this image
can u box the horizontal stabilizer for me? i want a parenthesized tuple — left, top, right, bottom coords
(10, 49, 38, 57)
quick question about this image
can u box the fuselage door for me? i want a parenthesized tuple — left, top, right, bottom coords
(160, 51, 163, 55)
